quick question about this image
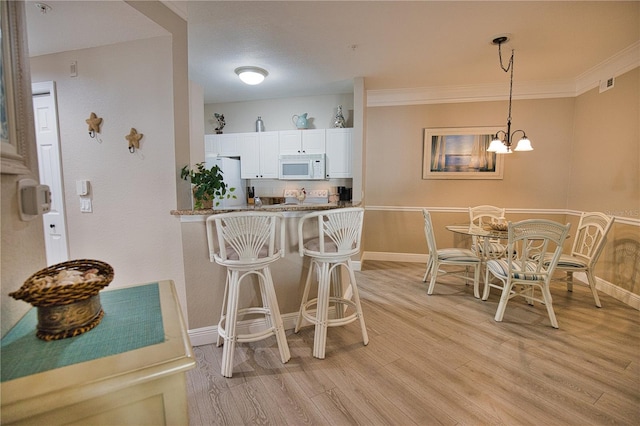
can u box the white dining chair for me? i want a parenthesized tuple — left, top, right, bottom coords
(546, 212, 614, 308)
(295, 207, 368, 359)
(422, 209, 482, 298)
(484, 219, 571, 328)
(469, 205, 507, 260)
(206, 211, 290, 377)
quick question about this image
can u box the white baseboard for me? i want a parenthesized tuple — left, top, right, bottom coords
(189, 311, 311, 347)
(581, 273, 640, 310)
(362, 251, 428, 263)
(188, 254, 638, 345)
(361, 252, 639, 311)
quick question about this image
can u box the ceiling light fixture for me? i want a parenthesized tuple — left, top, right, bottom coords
(487, 36, 533, 154)
(35, 2, 52, 14)
(234, 66, 268, 85)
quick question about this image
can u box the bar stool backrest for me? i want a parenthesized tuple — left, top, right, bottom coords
(206, 211, 285, 266)
(298, 207, 364, 259)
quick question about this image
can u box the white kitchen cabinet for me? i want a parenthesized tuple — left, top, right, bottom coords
(325, 128, 353, 178)
(279, 129, 325, 154)
(238, 131, 279, 179)
(205, 133, 240, 157)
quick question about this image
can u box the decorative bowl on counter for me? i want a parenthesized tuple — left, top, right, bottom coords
(9, 259, 114, 341)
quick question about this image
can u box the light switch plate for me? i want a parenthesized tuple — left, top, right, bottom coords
(80, 197, 92, 213)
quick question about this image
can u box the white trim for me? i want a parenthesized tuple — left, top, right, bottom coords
(361, 206, 639, 310)
(575, 41, 640, 96)
(188, 310, 331, 347)
(363, 206, 640, 226)
(596, 277, 640, 311)
(362, 251, 428, 263)
(178, 214, 208, 223)
(367, 42, 640, 107)
(570, 272, 640, 311)
(187, 325, 216, 347)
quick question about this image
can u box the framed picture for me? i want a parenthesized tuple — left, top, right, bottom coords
(1, 0, 32, 175)
(422, 127, 504, 180)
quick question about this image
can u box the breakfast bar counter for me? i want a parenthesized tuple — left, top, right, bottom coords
(172, 202, 356, 342)
(170, 201, 350, 216)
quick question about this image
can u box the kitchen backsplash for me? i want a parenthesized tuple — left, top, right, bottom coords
(245, 178, 352, 201)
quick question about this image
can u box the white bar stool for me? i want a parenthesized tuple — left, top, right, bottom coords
(294, 207, 368, 359)
(206, 212, 290, 377)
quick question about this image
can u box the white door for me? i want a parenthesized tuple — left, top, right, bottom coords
(32, 81, 69, 266)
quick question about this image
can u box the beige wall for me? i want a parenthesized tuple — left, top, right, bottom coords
(570, 68, 640, 295)
(569, 69, 639, 215)
(364, 98, 574, 208)
(361, 67, 640, 298)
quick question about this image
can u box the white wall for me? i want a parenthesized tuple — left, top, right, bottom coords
(204, 93, 354, 134)
(201, 93, 356, 200)
(29, 37, 188, 313)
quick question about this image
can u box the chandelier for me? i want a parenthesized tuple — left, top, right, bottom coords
(487, 36, 533, 154)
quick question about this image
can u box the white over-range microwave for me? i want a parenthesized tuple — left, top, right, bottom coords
(278, 154, 326, 180)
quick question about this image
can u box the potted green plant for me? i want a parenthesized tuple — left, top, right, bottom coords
(180, 162, 236, 209)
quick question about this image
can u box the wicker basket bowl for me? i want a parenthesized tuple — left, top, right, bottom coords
(9, 259, 114, 340)
(489, 219, 509, 231)
(489, 222, 508, 232)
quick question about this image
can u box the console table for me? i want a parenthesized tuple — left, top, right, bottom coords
(1, 280, 195, 425)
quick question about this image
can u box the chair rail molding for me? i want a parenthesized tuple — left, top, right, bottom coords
(364, 206, 640, 226)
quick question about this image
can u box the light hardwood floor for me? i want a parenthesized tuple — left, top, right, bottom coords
(186, 261, 640, 425)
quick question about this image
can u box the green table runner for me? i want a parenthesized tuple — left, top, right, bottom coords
(1, 283, 165, 382)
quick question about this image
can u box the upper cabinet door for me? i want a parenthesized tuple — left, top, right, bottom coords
(278, 130, 302, 154)
(279, 129, 325, 154)
(325, 128, 352, 178)
(258, 132, 279, 178)
(205, 133, 239, 157)
(238, 132, 279, 179)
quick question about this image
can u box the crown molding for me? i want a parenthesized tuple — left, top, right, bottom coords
(574, 41, 640, 95)
(367, 41, 640, 107)
(160, 1, 187, 21)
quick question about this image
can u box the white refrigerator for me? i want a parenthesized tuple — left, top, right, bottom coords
(204, 155, 245, 207)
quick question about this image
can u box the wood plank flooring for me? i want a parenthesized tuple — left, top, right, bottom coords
(186, 261, 640, 425)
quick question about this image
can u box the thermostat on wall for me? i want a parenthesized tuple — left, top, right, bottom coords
(17, 178, 51, 221)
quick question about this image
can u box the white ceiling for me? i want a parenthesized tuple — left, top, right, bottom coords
(25, 1, 640, 104)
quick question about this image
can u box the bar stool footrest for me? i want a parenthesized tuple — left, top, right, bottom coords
(218, 307, 281, 343)
(300, 297, 360, 328)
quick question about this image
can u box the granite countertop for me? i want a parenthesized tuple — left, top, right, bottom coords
(171, 202, 356, 216)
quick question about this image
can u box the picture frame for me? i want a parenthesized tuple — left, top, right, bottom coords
(422, 126, 504, 180)
(1, 0, 32, 175)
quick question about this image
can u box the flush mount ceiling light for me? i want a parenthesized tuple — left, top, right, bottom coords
(486, 36, 533, 154)
(234, 66, 268, 85)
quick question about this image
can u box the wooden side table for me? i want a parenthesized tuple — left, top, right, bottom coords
(1, 280, 195, 425)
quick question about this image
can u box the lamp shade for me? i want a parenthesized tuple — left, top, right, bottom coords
(235, 66, 268, 85)
(514, 137, 533, 151)
(487, 138, 505, 152)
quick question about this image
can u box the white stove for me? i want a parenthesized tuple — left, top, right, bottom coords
(283, 189, 329, 205)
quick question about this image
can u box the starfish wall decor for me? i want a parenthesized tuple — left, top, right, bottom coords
(85, 112, 103, 138)
(125, 128, 143, 153)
